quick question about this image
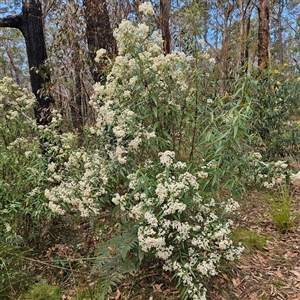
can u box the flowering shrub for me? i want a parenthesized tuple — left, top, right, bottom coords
(112, 151, 243, 299)
(244, 151, 299, 189)
(89, 10, 198, 160)
(242, 151, 300, 232)
(0, 77, 53, 244)
(42, 5, 247, 297)
(0, 76, 35, 143)
(89, 2, 255, 196)
(6, 2, 294, 297)
(245, 152, 290, 188)
(1, 2, 300, 298)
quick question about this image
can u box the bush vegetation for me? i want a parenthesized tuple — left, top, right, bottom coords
(0, 3, 300, 300)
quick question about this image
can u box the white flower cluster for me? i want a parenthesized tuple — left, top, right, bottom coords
(113, 20, 153, 56)
(0, 77, 36, 153)
(6, 137, 31, 151)
(111, 193, 127, 211)
(90, 71, 156, 165)
(34, 119, 78, 180)
(45, 150, 108, 217)
(224, 198, 240, 213)
(0, 77, 36, 113)
(291, 171, 300, 186)
(139, 2, 155, 16)
(111, 152, 243, 299)
(246, 152, 293, 189)
(158, 150, 175, 167)
(95, 48, 107, 63)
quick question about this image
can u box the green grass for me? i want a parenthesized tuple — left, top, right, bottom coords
(21, 281, 61, 300)
(233, 228, 267, 251)
(268, 186, 299, 233)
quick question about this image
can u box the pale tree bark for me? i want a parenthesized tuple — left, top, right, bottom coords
(278, 9, 284, 65)
(160, 0, 171, 54)
(237, 0, 254, 70)
(274, 0, 284, 65)
(0, 0, 53, 125)
(1, 35, 21, 84)
(215, 0, 235, 94)
(70, 41, 84, 133)
(258, 0, 270, 69)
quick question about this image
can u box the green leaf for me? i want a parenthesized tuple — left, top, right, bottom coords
(233, 124, 239, 139)
(153, 121, 160, 130)
(152, 106, 158, 118)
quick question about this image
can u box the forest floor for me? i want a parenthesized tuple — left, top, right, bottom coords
(208, 189, 300, 300)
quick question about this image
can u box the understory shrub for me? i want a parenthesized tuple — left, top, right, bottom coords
(41, 4, 247, 298)
(247, 70, 300, 159)
(0, 77, 56, 245)
(43, 3, 255, 217)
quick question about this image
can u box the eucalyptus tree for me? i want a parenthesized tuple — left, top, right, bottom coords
(271, 0, 285, 65)
(287, 1, 300, 71)
(269, 0, 300, 70)
(237, 0, 255, 70)
(160, 0, 171, 53)
(258, 0, 270, 69)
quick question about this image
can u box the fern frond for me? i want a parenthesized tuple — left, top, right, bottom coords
(92, 222, 141, 299)
(96, 271, 124, 300)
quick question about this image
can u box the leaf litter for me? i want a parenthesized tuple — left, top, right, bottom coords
(207, 190, 300, 300)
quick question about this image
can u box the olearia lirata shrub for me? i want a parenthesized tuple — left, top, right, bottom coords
(43, 2, 250, 214)
(112, 151, 244, 299)
(40, 3, 245, 298)
(45, 3, 245, 299)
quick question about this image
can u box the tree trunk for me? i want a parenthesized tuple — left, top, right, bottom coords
(84, 0, 117, 83)
(2, 38, 21, 85)
(258, 0, 270, 69)
(245, 6, 251, 66)
(70, 44, 84, 133)
(276, 2, 284, 65)
(160, 0, 171, 54)
(238, 0, 253, 71)
(0, 0, 53, 125)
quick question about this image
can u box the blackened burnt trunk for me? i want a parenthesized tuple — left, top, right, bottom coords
(84, 0, 117, 83)
(0, 0, 53, 125)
